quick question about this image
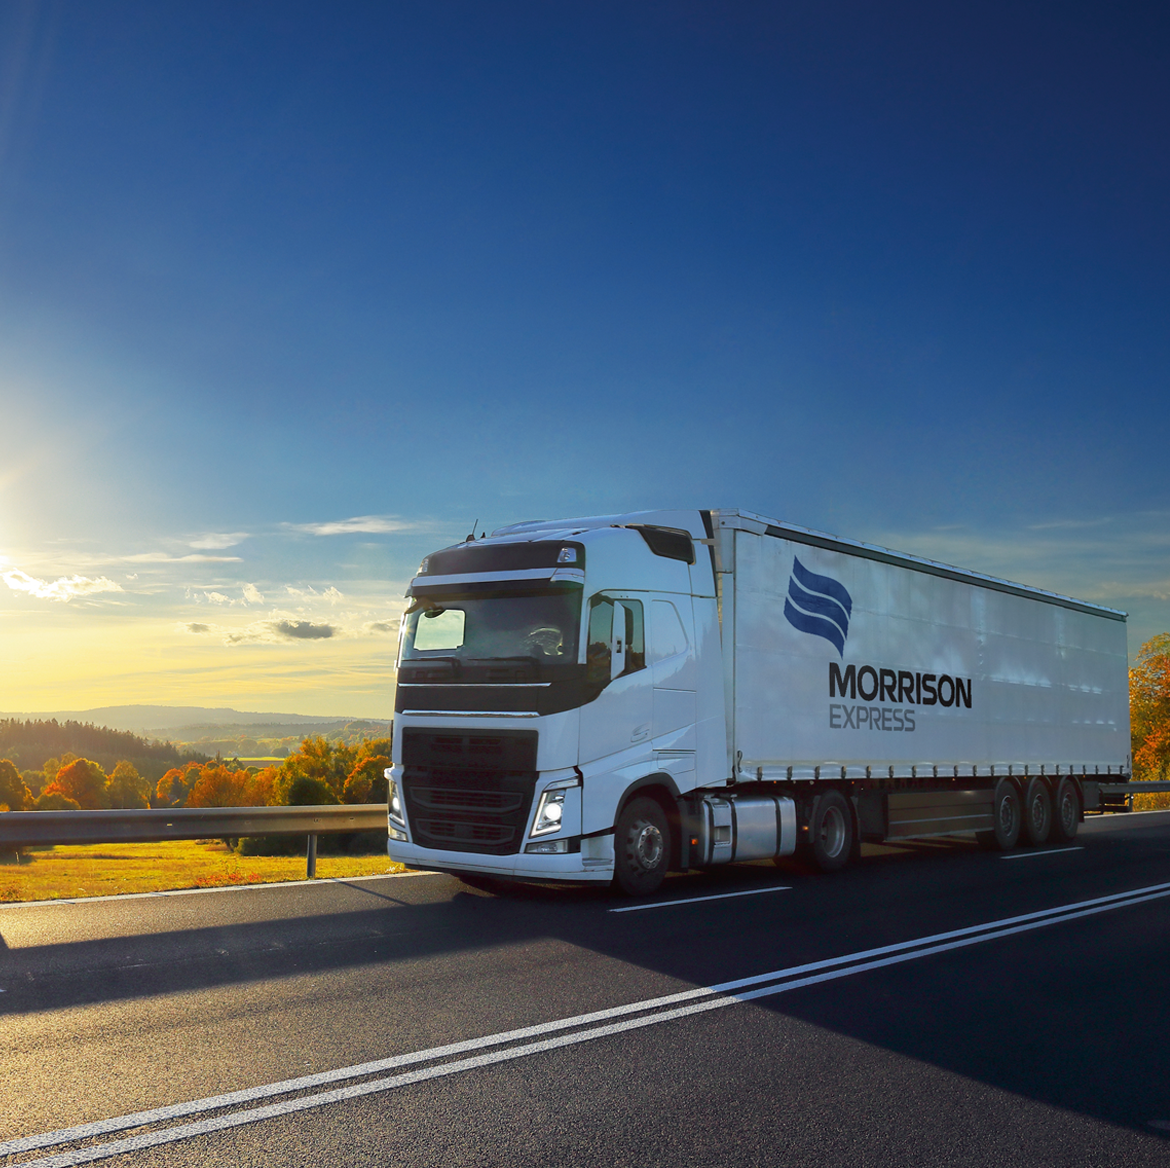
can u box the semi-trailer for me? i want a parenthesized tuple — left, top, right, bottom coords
(386, 509, 1130, 894)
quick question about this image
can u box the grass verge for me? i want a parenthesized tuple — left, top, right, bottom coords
(0, 839, 406, 903)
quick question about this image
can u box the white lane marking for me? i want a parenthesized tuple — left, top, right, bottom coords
(0, 870, 437, 910)
(609, 886, 792, 912)
(9, 879, 1170, 1165)
(1001, 847, 1084, 860)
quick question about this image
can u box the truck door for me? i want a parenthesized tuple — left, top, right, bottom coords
(650, 598, 697, 747)
(579, 594, 653, 768)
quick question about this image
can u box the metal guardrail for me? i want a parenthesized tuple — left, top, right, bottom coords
(0, 804, 388, 879)
(1097, 782, 1170, 794)
(1095, 781, 1170, 814)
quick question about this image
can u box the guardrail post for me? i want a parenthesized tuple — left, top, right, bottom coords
(306, 833, 317, 879)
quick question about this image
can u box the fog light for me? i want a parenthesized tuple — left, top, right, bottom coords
(388, 826, 408, 842)
(525, 838, 569, 854)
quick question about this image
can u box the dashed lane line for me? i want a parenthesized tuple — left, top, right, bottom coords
(1001, 846, 1084, 860)
(609, 885, 792, 912)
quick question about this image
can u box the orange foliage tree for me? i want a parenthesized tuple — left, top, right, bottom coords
(1132, 634, 1170, 780)
(342, 754, 391, 804)
(186, 764, 279, 808)
(44, 758, 108, 809)
(155, 762, 204, 807)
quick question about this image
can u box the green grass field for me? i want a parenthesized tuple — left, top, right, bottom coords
(0, 839, 406, 903)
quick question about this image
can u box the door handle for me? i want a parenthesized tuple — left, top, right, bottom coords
(631, 723, 650, 742)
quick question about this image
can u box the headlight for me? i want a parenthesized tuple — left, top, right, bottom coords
(386, 772, 406, 827)
(531, 782, 576, 836)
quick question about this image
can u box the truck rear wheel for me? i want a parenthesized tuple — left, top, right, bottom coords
(613, 796, 670, 896)
(978, 779, 1021, 851)
(1051, 778, 1080, 844)
(805, 790, 852, 872)
(1021, 778, 1052, 846)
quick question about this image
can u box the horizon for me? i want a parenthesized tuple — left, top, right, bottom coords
(2, 2, 1168, 716)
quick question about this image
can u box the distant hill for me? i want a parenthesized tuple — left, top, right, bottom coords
(0, 719, 207, 783)
(0, 707, 394, 782)
(0, 705, 365, 734)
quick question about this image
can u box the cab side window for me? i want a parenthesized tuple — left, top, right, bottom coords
(586, 596, 645, 686)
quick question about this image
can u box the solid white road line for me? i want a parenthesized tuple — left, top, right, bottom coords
(1001, 847, 1084, 860)
(8, 879, 1170, 1165)
(0, 870, 437, 911)
(609, 885, 792, 912)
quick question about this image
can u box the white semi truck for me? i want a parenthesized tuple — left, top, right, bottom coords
(385, 509, 1130, 894)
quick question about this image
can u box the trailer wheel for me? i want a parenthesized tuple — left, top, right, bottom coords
(613, 796, 670, 896)
(1051, 778, 1080, 844)
(978, 779, 1021, 851)
(806, 790, 852, 872)
(1021, 778, 1052, 846)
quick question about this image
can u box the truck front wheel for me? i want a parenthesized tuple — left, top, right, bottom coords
(805, 790, 852, 872)
(978, 779, 1021, 851)
(613, 796, 670, 896)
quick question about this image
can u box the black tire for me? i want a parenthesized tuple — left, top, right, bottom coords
(613, 796, 671, 896)
(1051, 778, 1080, 844)
(1021, 778, 1052, 846)
(805, 790, 852, 873)
(977, 779, 1021, 851)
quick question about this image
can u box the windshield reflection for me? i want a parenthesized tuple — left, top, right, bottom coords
(400, 590, 581, 664)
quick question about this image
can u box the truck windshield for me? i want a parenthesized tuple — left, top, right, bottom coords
(400, 588, 582, 664)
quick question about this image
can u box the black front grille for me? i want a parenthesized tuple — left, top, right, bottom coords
(401, 729, 538, 855)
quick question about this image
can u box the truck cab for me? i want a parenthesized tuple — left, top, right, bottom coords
(385, 510, 725, 891)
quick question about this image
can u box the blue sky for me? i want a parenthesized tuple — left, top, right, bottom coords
(1, 1, 1167, 716)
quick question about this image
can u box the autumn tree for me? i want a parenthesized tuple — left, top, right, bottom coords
(1132, 634, 1170, 780)
(34, 790, 82, 811)
(107, 760, 150, 809)
(186, 764, 277, 808)
(0, 758, 31, 812)
(155, 762, 204, 807)
(342, 754, 391, 804)
(281, 736, 355, 800)
(43, 758, 108, 810)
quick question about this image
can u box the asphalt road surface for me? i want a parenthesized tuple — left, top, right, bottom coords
(3, 810, 1170, 1167)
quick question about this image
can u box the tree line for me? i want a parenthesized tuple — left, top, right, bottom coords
(0, 719, 205, 785)
(0, 733, 391, 815)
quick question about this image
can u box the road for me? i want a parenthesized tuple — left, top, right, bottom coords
(2, 810, 1169, 1167)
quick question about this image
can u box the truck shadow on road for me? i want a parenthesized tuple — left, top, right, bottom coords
(2, 829, 1168, 1141)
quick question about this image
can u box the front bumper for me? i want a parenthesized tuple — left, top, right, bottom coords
(387, 837, 615, 882)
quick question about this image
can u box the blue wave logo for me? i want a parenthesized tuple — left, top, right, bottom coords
(783, 557, 853, 656)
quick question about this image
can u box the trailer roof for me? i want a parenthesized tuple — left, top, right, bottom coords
(714, 509, 1127, 623)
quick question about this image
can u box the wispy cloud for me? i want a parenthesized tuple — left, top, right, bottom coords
(216, 618, 339, 644)
(3, 569, 124, 603)
(285, 584, 345, 603)
(364, 619, 398, 634)
(183, 612, 399, 644)
(242, 583, 264, 603)
(125, 552, 244, 563)
(287, 515, 422, 537)
(189, 532, 250, 550)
